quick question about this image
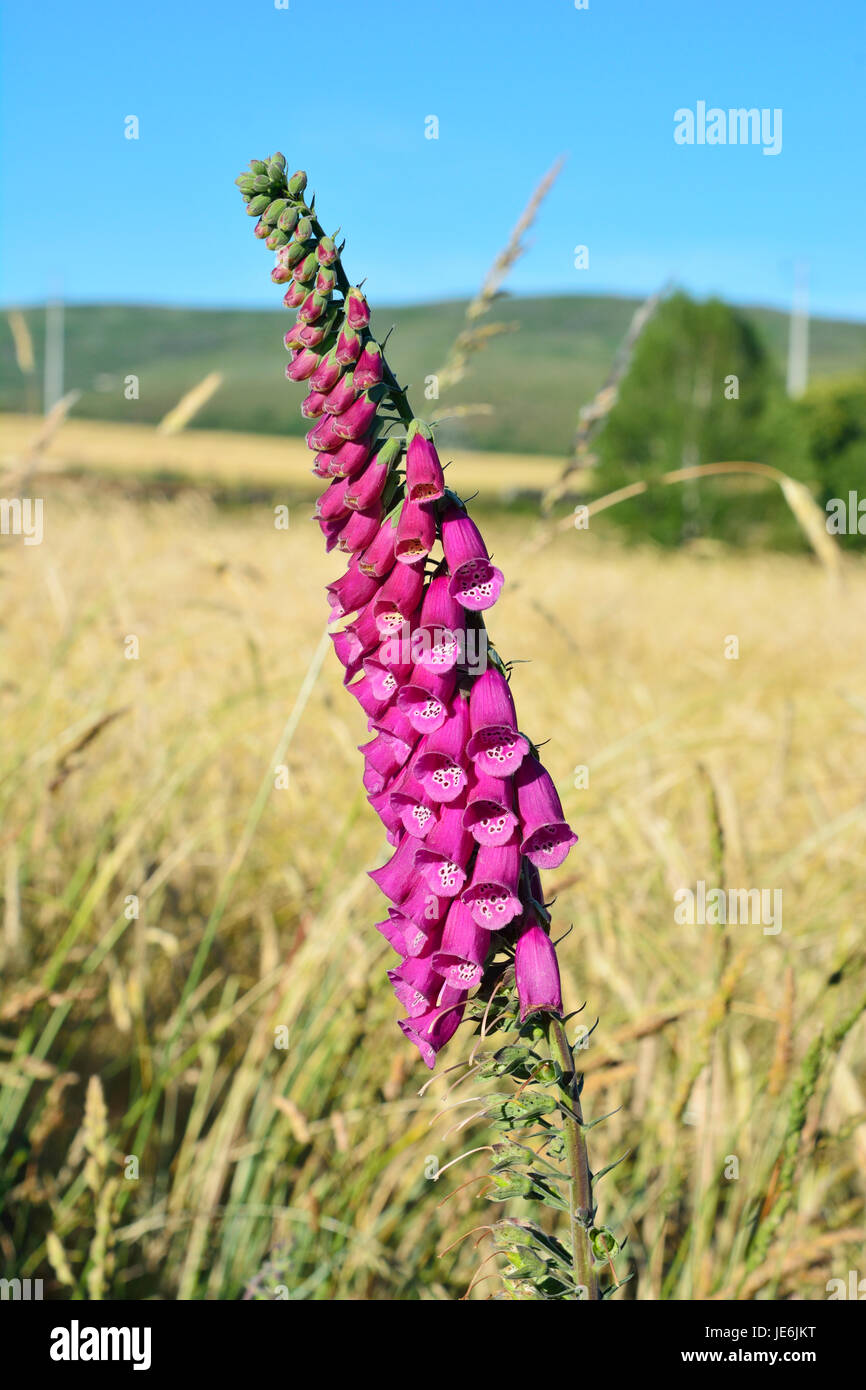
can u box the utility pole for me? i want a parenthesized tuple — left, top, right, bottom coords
(43, 299, 64, 414)
(786, 262, 809, 399)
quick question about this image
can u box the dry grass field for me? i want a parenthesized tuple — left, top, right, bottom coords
(2, 417, 865, 1299)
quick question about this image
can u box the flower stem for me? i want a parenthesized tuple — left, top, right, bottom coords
(547, 1014, 600, 1300)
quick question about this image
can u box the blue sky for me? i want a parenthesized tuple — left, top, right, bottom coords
(1, 0, 863, 318)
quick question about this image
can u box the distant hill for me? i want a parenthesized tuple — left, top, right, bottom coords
(3, 295, 865, 455)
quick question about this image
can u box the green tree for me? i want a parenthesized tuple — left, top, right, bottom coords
(799, 373, 866, 549)
(593, 292, 812, 547)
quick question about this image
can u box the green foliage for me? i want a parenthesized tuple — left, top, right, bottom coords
(2, 296, 864, 457)
(592, 293, 814, 548)
(798, 372, 866, 548)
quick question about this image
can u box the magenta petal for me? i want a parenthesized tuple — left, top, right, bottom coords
(326, 555, 380, 619)
(406, 430, 445, 502)
(462, 771, 520, 846)
(354, 342, 383, 389)
(448, 557, 504, 613)
(322, 370, 359, 416)
(461, 842, 523, 929)
(372, 561, 425, 637)
(515, 922, 563, 1020)
(412, 698, 471, 804)
(333, 390, 377, 441)
(398, 986, 466, 1068)
(337, 505, 382, 555)
(396, 666, 456, 735)
(469, 669, 517, 731)
(414, 805, 474, 897)
(515, 757, 578, 870)
(310, 349, 344, 393)
(395, 498, 436, 564)
(329, 435, 374, 479)
(389, 764, 438, 840)
(368, 833, 419, 905)
(430, 898, 491, 989)
(389, 953, 441, 1018)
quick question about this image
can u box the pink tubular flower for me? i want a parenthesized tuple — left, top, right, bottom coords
(354, 341, 384, 389)
(466, 668, 530, 779)
(414, 805, 474, 898)
(515, 756, 579, 870)
(344, 453, 391, 511)
(515, 921, 563, 1021)
(389, 952, 443, 1019)
(412, 576, 465, 674)
(337, 505, 382, 555)
(333, 390, 378, 441)
(406, 423, 446, 502)
(431, 898, 490, 989)
(368, 833, 421, 906)
(329, 435, 374, 478)
(315, 475, 351, 523)
(441, 501, 504, 612)
(358, 515, 397, 576)
(461, 842, 522, 929)
(389, 764, 438, 840)
(372, 561, 425, 638)
(301, 389, 327, 419)
(398, 986, 466, 1070)
(395, 498, 436, 564)
(335, 323, 362, 364)
(286, 346, 321, 381)
(413, 697, 471, 803)
(306, 414, 343, 453)
(462, 770, 520, 846)
(322, 370, 359, 416)
(326, 555, 380, 619)
(310, 349, 344, 393)
(396, 665, 456, 735)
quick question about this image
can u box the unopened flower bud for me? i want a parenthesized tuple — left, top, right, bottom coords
(249, 159, 268, 175)
(293, 252, 319, 285)
(354, 341, 383, 389)
(335, 323, 362, 365)
(317, 235, 339, 266)
(277, 206, 300, 235)
(262, 198, 289, 226)
(287, 169, 307, 198)
(246, 195, 270, 217)
(295, 216, 314, 242)
(345, 287, 370, 330)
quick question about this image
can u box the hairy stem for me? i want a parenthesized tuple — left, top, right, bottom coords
(548, 1014, 599, 1300)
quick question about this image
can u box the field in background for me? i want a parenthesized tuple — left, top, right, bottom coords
(3, 295, 866, 454)
(0, 413, 561, 504)
(2, 428, 866, 1299)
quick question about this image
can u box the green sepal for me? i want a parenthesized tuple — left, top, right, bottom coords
(246, 195, 270, 217)
(277, 206, 300, 235)
(262, 198, 289, 226)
